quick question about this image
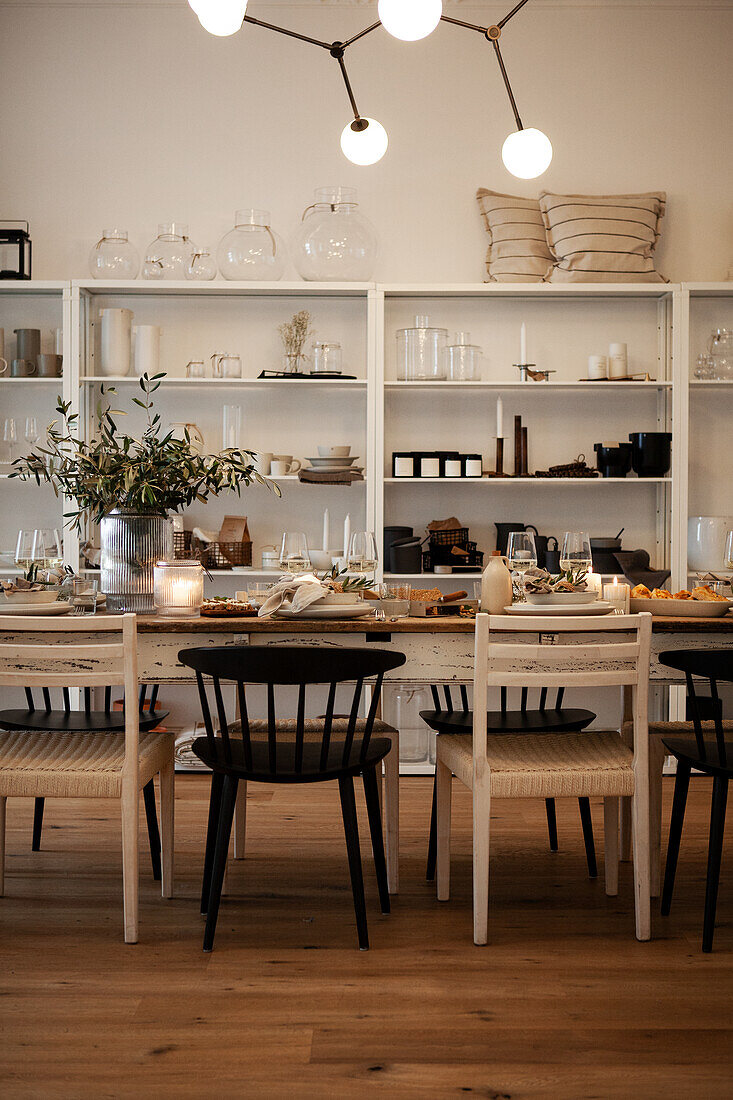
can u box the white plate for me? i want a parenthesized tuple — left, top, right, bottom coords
(630, 597, 731, 617)
(0, 602, 72, 616)
(505, 601, 615, 616)
(525, 591, 598, 605)
(306, 455, 359, 467)
(274, 603, 374, 620)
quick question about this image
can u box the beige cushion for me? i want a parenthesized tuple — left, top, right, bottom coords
(0, 730, 174, 798)
(539, 191, 667, 282)
(476, 188, 554, 282)
(439, 730, 634, 799)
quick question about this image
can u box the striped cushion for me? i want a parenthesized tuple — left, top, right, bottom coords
(476, 188, 554, 282)
(539, 191, 667, 282)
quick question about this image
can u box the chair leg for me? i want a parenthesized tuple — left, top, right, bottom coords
(648, 737, 665, 899)
(201, 771, 225, 915)
(426, 776, 437, 882)
(631, 770, 652, 942)
(604, 797, 619, 896)
(120, 780, 139, 944)
(142, 779, 161, 882)
(435, 758, 452, 902)
(362, 767, 390, 915)
(545, 798, 558, 852)
(472, 774, 491, 946)
(338, 774, 369, 950)
(203, 775, 238, 953)
(702, 776, 728, 953)
(661, 761, 691, 917)
(578, 797, 597, 878)
(233, 780, 247, 860)
(158, 758, 175, 900)
(383, 731, 399, 895)
(32, 797, 44, 852)
(0, 796, 6, 897)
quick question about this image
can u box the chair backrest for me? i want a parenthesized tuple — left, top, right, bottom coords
(0, 614, 140, 781)
(430, 683, 568, 714)
(658, 648, 732, 766)
(472, 612, 652, 768)
(178, 644, 406, 775)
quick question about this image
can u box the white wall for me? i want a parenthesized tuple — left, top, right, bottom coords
(1, 0, 732, 282)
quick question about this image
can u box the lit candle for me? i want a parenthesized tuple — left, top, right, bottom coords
(154, 560, 204, 618)
(603, 576, 630, 614)
(496, 396, 504, 439)
(322, 508, 330, 552)
(520, 322, 527, 364)
(587, 570, 603, 598)
(343, 513, 351, 559)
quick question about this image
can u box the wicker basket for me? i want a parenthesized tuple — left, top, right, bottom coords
(423, 542, 483, 573)
(173, 531, 192, 559)
(428, 527, 470, 547)
(191, 537, 252, 570)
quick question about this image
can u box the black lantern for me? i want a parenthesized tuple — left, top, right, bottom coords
(0, 221, 32, 280)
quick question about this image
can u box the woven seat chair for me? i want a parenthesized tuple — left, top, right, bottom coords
(436, 611, 653, 945)
(0, 614, 175, 944)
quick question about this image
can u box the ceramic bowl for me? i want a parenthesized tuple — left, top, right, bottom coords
(317, 445, 350, 458)
(309, 549, 337, 571)
(2, 588, 61, 605)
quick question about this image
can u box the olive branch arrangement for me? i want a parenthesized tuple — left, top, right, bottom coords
(10, 372, 277, 530)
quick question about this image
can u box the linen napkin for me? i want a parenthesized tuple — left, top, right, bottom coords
(258, 573, 328, 617)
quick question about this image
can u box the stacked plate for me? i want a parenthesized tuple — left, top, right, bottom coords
(304, 445, 362, 474)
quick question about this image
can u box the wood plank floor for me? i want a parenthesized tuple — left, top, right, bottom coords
(1, 776, 731, 1099)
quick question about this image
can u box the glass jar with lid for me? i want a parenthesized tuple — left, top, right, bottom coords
(445, 331, 482, 381)
(312, 342, 343, 374)
(89, 228, 140, 279)
(291, 187, 377, 281)
(709, 328, 733, 379)
(396, 315, 448, 380)
(217, 209, 285, 281)
(142, 223, 196, 280)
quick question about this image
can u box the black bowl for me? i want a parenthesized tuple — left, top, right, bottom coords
(594, 442, 632, 478)
(629, 432, 672, 477)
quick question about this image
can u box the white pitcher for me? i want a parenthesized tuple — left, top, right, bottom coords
(99, 308, 133, 376)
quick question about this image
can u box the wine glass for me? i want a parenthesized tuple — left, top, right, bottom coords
(725, 530, 733, 570)
(2, 417, 17, 463)
(560, 531, 592, 575)
(347, 531, 378, 581)
(15, 529, 35, 573)
(32, 528, 63, 571)
(279, 531, 310, 574)
(506, 530, 537, 599)
(24, 416, 39, 447)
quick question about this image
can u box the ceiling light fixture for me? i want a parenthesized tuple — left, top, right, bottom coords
(188, 0, 551, 176)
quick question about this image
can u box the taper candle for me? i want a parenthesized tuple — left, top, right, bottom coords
(496, 396, 504, 439)
(322, 508, 330, 552)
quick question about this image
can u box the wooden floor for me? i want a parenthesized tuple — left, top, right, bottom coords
(1, 776, 731, 1099)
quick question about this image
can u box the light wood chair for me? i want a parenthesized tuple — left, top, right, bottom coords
(435, 611, 653, 945)
(0, 614, 174, 944)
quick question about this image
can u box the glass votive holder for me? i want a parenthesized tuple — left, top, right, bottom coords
(72, 577, 98, 616)
(603, 578, 630, 614)
(153, 560, 204, 617)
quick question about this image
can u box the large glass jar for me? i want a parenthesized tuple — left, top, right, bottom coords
(710, 328, 733, 379)
(396, 315, 448, 380)
(217, 209, 285, 280)
(142, 223, 196, 280)
(291, 187, 377, 281)
(100, 509, 173, 613)
(89, 228, 139, 279)
(383, 684, 431, 764)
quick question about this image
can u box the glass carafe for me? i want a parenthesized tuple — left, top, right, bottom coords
(143, 222, 196, 280)
(710, 328, 733, 379)
(217, 209, 285, 281)
(89, 228, 139, 279)
(445, 331, 482, 381)
(291, 187, 377, 281)
(396, 315, 448, 380)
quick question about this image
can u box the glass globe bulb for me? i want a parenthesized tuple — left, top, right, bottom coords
(340, 118, 389, 166)
(501, 127, 553, 180)
(378, 0, 442, 41)
(196, 0, 247, 37)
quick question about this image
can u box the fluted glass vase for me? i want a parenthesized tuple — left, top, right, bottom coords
(100, 509, 173, 613)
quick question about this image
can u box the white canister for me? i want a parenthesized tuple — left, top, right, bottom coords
(100, 308, 133, 376)
(261, 545, 280, 569)
(133, 325, 161, 377)
(687, 516, 733, 571)
(608, 342, 628, 379)
(464, 455, 483, 478)
(444, 458, 462, 477)
(587, 354, 608, 380)
(54, 327, 63, 355)
(420, 454, 440, 478)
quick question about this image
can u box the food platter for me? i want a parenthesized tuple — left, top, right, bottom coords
(629, 597, 731, 617)
(274, 603, 373, 620)
(505, 601, 615, 616)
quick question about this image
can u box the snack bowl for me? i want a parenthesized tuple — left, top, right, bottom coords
(630, 597, 731, 617)
(2, 588, 61, 605)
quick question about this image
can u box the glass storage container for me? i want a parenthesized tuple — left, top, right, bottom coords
(217, 209, 285, 281)
(445, 331, 482, 381)
(291, 187, 377, 281)
(312, 342, 343, 374)
(153, 559, 204, 618)
(396, 315, 448, 380)
(710, 328, 733, 380)
(384, 684, 431, 764)
(143, 223, 196, 280)
(89, 228, 140, 280)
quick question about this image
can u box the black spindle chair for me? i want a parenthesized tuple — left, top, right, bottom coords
(0, 683, 168, 879)
(658, 649, 733, 952)
(421, 684, 598, 881)
(178, 644, 407, 952)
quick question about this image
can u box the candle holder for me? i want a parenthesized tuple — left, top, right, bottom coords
(514, 363, 556, 383)
(153, 559, 204, 618)
(488, 437, 510, 477)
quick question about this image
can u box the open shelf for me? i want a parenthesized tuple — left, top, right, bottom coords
(384, 380, 670, 391)
(384, 476, 671, 485)
(81, 376, 366, 388)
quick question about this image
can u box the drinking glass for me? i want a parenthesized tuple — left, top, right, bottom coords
(560, 531, 592, 575)
(279, 532, 310, 574)
(379, 581, 411, 618)
(24, 416, 39, 447)
(506, 530, 537, 599)
(725, 530, 733, 570)
(15, 529, 34, 572)
(32, 528, 63, 570)
(347, 531, 378, 580)
(71, 577, 98, 615)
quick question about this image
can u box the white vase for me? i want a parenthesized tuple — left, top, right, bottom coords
(687, 516, 733, 572)
(481, 552, 513, 614)
(133, 324, 161, 377)
(99, 308, 133, 376)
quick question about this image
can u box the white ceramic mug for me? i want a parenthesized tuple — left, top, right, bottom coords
(133, 325, 161, 377)
(254, 451, 273, 475)
(271, 457, 301, 476)
(587, 354, 608, 380)
(100, 308, 133, 376)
